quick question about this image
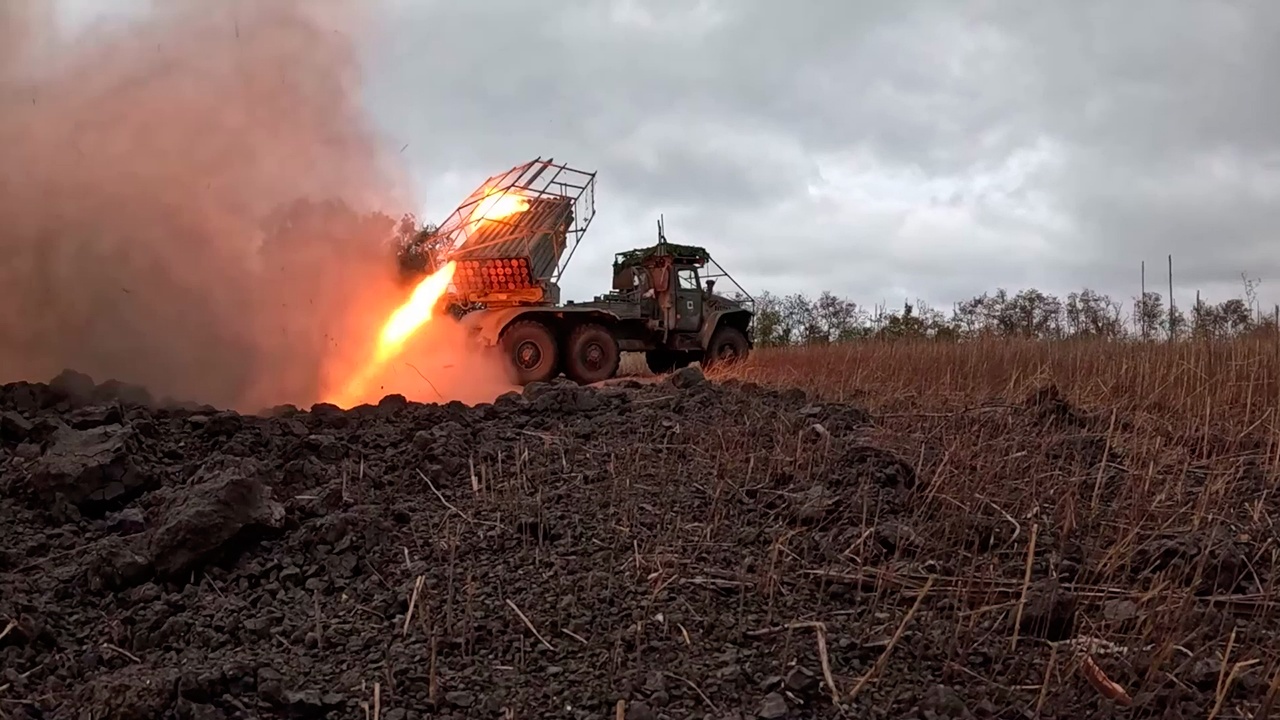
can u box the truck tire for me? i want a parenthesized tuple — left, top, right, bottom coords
(500, 320, 559, 385)
(645, 350, 692, 375)
(702, 326, 749, 370)
(563, 323, 620, 385)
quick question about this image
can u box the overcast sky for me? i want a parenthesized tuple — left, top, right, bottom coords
(61, 0, 1280, 313)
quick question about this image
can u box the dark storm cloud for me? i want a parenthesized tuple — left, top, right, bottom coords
(366, 0, 1280, 307)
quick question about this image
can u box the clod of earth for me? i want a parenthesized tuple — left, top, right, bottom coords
(146, 457, 286, 578)
(0, 411, 33, 442)
(757, 691, 788, 718)
(25, 423, 146, 515)
(921, 684, 972, 719)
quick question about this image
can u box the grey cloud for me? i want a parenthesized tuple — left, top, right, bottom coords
(598, 116, 819, 211)
(365, 0, 1280, 308)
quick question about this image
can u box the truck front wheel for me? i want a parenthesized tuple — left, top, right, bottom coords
(564, 323, 620, 385)
(702, 326, 750, 370)
(500, 320, 559, 385)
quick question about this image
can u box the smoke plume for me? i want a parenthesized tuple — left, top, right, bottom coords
(0, 0, 512, 410)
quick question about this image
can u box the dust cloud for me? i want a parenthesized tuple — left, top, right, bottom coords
(0, 0, 511, 411)
(332, 316, 520, 410)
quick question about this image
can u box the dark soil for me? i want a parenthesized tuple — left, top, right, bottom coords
(0, 369, 1274, 719)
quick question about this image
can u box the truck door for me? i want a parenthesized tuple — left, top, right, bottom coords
(675, 267, 702, 332)
(647, 263, 671, 330)
(635, 267, 659, 321)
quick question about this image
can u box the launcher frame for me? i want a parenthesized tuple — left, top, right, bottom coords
(430, 158, 596, 307)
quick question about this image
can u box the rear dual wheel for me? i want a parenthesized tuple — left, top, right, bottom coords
(500, 320, 559, 385)
(563, 323, 620, 385)
(499, 320, 620, 386)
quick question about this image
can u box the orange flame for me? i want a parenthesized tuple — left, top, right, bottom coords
(326, 260, 457, 407)
(326, 186, 534, 408)
(375, 260, 458, 362)
(465, 187, 530, 233)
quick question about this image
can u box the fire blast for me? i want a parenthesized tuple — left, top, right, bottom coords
(326, 260, 458, 408)
(323, 185, 535, 408)
(467, 187, 530, 233)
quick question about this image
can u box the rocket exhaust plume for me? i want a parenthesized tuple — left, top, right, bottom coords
(0, 0, 512, 410)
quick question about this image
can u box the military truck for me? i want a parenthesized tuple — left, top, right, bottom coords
(398, 158, 754, 386)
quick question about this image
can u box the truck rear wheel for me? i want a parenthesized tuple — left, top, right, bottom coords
(564, 323, 620, 385)
(500, 320, 559, 385)
(702, 326, 749, 370)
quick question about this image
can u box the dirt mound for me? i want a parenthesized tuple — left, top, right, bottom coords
(0, 372, 1271, 718)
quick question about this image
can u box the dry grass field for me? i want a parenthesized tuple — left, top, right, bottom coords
(721, 337, 1280, 716)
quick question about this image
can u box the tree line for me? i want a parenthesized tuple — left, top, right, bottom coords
(747, 278, 1279, 346)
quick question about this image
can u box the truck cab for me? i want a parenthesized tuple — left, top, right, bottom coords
(613, 245, 700, 333)
(610, 240, 754, 373)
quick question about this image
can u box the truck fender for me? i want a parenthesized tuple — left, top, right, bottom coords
(698, 308, 753, 349)
(459, 307, 622, 347)
(458, 307, 543, 347)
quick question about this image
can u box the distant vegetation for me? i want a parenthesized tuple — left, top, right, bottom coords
(747, 277, 1279, 346)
